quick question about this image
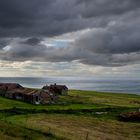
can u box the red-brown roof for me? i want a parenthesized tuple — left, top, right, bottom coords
(0, 83, 24, 90)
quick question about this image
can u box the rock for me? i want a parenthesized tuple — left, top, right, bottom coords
(119, 112, 140, 122)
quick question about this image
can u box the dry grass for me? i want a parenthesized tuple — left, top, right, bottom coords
(7, 114, 140, 140)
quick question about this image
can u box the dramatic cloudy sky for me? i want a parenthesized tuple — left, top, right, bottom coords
(0, 0, 140, 78)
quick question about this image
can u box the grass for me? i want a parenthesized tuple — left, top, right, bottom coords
(0, 120, 57, 140)
(0, 90, 139, 140)
(6, 114, 140, 140)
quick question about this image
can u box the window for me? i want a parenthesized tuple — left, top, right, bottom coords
(36, 96, 39, 102)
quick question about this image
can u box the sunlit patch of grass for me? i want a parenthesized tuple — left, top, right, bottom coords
(67, 90, 140, 107)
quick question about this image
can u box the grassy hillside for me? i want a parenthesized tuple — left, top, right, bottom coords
(0, 90, 139, 140)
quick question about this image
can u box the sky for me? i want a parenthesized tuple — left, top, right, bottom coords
(0, 0, 140, 78)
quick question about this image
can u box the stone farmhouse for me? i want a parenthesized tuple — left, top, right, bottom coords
(0, 83, 68, 104)
(42, 83, 68, 95)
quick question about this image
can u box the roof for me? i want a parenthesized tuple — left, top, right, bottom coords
(0, 83, 24, 90)
(43, 84, 68, 90)
(2, 86, 39, 96)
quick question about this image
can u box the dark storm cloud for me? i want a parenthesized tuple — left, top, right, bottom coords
(0, 0, 140, 67)
(22, 38, 42, 45)
(77, 0, 140, 17)
(73, 15, 140, 66)
(0, 0, 140, 37)
(76, 22, 140, 54)
(0, 38, 12, 49)
(0, 39, 8, 49)
(0, 39, 78, 62)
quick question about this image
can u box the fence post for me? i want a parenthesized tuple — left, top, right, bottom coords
(86, 132, 89, 140)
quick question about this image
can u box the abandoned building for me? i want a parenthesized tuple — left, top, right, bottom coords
(0, 83, 68, 104)
(0, 83, 60, 104)
(42, 83, 68, 95)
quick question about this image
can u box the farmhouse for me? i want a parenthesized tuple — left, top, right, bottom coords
(42, 83, 68, 95)
(0, 83, 58, 104)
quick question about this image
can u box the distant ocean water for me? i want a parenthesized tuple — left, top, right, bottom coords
(0, 77, 140, 95)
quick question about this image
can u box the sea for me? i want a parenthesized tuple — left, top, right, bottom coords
(0, 77, 140, 95)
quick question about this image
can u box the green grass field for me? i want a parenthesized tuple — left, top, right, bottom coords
(0, 90, 139, 140)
